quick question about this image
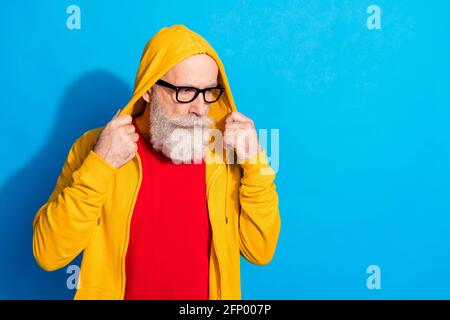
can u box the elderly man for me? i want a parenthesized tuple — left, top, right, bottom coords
(32, 24, 281, 300)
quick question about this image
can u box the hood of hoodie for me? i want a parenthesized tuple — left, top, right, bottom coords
(119, 24, 237, 133)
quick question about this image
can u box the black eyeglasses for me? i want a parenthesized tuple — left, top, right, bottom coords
(155, 79, 224, 104)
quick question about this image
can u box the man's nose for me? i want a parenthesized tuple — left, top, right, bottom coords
(189, 94, 208, 116)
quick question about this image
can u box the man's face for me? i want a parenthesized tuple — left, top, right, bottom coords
(142, 54, 220, 163)
(143, 53, 219, 117)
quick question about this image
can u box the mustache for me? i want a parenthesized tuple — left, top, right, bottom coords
(163, 112, 213, 129)
(150, 91, 214, 129)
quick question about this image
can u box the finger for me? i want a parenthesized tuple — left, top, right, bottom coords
(225, 126, 248, 138)
(130, 142, 138, 156)
(223, 128, 239, 145)
(129, 132, 139, 142)
(222, 135, 234, 148)
(124, 149, 136, 162)
(225, 122, 252, 130)
(113, 108, 121, 119)
(222, 139, 233, 149)
(124, 124, 136, 133)
(225, 111, 251, 123)
(113, 114, 133, 126)
(224, 126, 243, 134)
(125, 140, 137, 154)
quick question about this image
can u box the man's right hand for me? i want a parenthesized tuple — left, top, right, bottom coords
(93, 109, 139, 169)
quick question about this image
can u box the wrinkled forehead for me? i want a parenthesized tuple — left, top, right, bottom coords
(163, 54, 219, 86)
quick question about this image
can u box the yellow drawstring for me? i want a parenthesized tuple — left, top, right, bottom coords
(225, 163, 229, 224)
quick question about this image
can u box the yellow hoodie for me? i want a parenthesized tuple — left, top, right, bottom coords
(32, 24, 281, 300)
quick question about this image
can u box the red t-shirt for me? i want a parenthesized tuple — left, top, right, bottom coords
(124, 120, 211, 300)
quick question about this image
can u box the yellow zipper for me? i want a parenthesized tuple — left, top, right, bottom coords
(206, 164, 225, 299)
(119, 153, 143, 299)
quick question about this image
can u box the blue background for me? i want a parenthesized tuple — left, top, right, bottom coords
(1, 0, 449, 299)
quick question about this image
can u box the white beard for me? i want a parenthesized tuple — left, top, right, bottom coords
(148, 94, 213, 164)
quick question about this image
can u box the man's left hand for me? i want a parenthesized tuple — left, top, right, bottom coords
(223, 111, 262, 161)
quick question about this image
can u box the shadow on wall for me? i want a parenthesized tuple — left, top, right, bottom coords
(0, 70, 131, 299)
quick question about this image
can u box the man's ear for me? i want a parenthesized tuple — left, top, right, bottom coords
(142, 88, 152, 103)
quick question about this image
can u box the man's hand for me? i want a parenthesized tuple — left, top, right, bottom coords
(223, 111, 262, 161)
(93, 109, 139, 169)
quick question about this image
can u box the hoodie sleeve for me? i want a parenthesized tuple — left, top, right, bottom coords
(238, 149, 281, 266)
(32, 131, 118, 271)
